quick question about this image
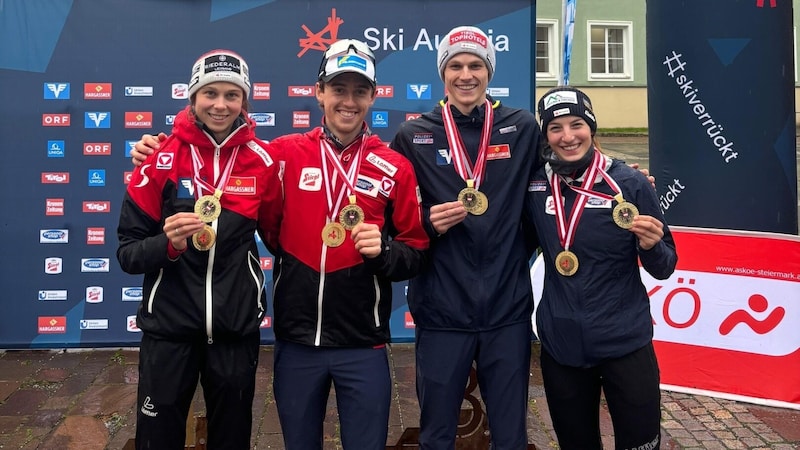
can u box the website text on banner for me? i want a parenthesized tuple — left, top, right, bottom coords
(531, 226, 800, 410)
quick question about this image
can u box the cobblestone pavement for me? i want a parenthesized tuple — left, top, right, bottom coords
(0, 343, 798, 449)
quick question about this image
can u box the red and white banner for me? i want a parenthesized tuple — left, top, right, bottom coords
(532, 226, 800, 410)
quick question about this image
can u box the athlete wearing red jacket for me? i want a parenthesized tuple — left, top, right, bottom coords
(118, 50, 281, 450)
(268, 40, 429, 450)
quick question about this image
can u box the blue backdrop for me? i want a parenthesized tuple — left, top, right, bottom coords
(0, 0, 536, 348)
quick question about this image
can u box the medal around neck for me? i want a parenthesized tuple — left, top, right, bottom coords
(612, 199, 639, 230)
(192, 225, 216, 251)
(321, 222, 346, 247)
(458, 180, 488, 215)
(195, 194, 222, 223)
(555, 250, 579, 276)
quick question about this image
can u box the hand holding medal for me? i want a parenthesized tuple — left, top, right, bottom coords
(458, 179, 488, 215)
(612, 193, 639, 230)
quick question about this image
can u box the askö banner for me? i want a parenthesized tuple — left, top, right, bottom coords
(0, 0, 535, 348)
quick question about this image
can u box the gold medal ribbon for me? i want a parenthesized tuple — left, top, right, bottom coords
(550, 150, 605, 254)
(319, 135, 366, 236)
(189, 143, 241, 216)
(441, 98, 493, 193)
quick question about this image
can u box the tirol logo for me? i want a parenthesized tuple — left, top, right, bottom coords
(125, 111, 153, 128)
(83, 201, 111, 213)
(288, 86, 315, 97)
(42, 172, 70, 184)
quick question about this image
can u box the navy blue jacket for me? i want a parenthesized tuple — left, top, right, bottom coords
(526, 156, 677, 367)
(391, 98, 543, 331)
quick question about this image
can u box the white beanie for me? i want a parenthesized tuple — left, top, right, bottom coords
(188, 49, 251, 98)
(436, 26, 495, 82)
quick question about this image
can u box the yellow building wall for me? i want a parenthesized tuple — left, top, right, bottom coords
(534, 87, 649, 129)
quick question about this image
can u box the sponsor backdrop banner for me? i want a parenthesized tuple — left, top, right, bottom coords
(532, 226, 800, 409)
(646, 0, 798, 234)
(0, 0, 535, 348)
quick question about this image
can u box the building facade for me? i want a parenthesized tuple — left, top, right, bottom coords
(534, 0, 798, 129)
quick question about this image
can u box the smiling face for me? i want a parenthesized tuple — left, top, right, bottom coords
(545, 115, 594, 162)
(316, 72, 376, 146)
(442, 53, 489, 115)
(192, 81, 245, 142)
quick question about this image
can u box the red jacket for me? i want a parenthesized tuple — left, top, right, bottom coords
(269, 126, 429, 347)
(117, 106, 282, 342)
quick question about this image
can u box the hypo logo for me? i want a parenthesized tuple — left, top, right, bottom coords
(85, 112, 111, 129)
(407, 84, 431, 100)
(44, 82, 70, 99)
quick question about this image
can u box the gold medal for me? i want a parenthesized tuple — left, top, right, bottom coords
(192, 224, 216, 251)
(555, 250, 579, 276)
(458, 180, 488, 215)
(321, 222, 346, 247)
(195, 192, 222, 223)
(339, 195, 364, 230)
(612, 194, 639, 230)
